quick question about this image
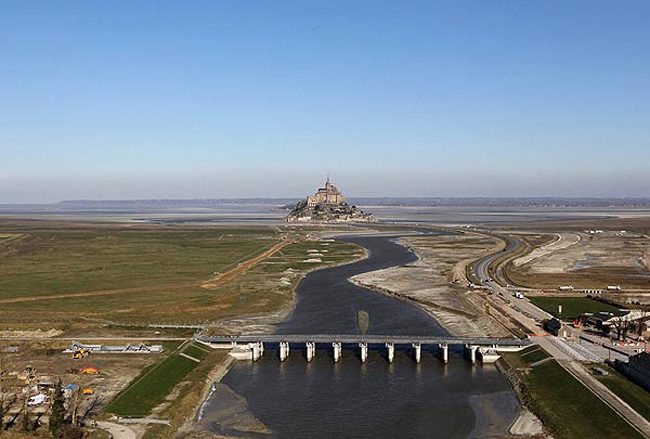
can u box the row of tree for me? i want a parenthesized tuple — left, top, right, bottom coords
(0, 374, 82, 438)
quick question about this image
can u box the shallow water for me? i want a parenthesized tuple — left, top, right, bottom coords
(202, 234, 520, 438)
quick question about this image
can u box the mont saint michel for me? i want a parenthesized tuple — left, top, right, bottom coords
(286, 177, 375, 223)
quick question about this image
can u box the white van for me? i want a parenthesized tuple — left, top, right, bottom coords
(27, 394, 48, 406)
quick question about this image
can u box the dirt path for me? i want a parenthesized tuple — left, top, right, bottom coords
(96, 421, 140, 439)
(0, 282, 201, 304)
(201, 239, 293, 289)
(0, 239, 293, 304)
(512, 232, 581, 267)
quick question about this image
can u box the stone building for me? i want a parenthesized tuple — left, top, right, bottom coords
(306, 177, 347, 207)
(286, 177, 375, 223)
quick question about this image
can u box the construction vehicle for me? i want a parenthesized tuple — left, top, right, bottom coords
(79, 366, 99, 375)
(82, 387, 94, 395)
(72, 348, 90, 360)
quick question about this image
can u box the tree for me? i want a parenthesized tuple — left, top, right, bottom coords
(634, 315, 650, 337)
(49, 379, 65, 438)
(22, 393, 29, 433)
(610, 315, 632, 341)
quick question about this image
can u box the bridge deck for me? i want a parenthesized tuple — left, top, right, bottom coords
(198, 334, 530, 347)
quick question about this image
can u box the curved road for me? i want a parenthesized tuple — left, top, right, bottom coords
(471, 231, 650, 438)
(472, 233, 552, 322)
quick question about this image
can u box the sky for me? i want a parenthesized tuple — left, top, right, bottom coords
(1, 1, 649, 202)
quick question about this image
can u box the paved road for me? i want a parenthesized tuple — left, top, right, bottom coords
(472, 233, 552, 322)
(199, 334, 530, 346)
(472, 231, 650, 438)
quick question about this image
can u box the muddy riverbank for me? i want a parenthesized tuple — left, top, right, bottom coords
(200, 233, 524, 438)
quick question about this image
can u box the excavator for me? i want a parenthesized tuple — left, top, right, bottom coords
(72, 347, 90, 360)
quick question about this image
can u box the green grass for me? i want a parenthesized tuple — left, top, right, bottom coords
(182, 344, 210, 361)
(105, 349, 201, 416)
(0, 224, 364, 324)
(502, 350, 644, 439)
(0, 228, 278, 300)
(529, 296, 621, 320)
(160, 341, 183, 352)
(0, 225, 284, 321)
(591, 365, 650, 421)
(520, 347, 550, 365)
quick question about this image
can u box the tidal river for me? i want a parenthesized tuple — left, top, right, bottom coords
(201, 234, 521, 438)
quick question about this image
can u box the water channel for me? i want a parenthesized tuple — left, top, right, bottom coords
(201, 233, 521, 438)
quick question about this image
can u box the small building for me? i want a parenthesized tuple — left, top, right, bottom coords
(579, 310, 649, 332)
(478, 348, 501, 363)
(37, 381, 55, 391)
(65, 340, 163, 354)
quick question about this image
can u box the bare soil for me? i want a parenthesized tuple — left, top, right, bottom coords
(508, 231, 650, 290)
(351, 233, 512, 337)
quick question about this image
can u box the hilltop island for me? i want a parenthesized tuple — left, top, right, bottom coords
(286, 177, 375, 223)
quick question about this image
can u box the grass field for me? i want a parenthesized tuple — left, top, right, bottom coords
(0, 224, 278, 323)
(502, 349, 643, 439)
(0, 227, 278, 299)
(182, 344, 210, 361)
(0, 222, 363, 324)
(529, 296, 621, 320)
(590, 364, 650, 421)
(105, 343, 205, 416)
(519, 346, 550, 365)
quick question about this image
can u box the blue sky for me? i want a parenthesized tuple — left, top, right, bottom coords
(1, 1, 649, 202)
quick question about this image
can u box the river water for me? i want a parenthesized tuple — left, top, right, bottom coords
(201, 234, 521, 438)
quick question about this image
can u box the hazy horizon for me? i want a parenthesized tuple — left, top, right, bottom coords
(2, 1, 649, 203)
(3, 169, 650, 204)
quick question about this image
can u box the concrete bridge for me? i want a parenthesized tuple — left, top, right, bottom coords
(196, 334, 531, 365)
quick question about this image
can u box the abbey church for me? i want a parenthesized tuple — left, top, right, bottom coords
(286, 177, 375, 223)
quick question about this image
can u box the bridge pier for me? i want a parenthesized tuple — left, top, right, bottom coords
(306, 341, 316, 362)
(279, 341, 290, 361)
(438, 343, 448, 364)
(386, 342, 394, 363)
(251, 341, 264, 361)
(332, 342, 342, 362)
(464, 344, 478, 364)
(359, 342, 368, 363)
(412, 342, 421, 363)
(249, 343, 262, 361)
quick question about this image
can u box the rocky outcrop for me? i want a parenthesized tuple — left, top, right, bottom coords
(287, 178, 375, 223)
